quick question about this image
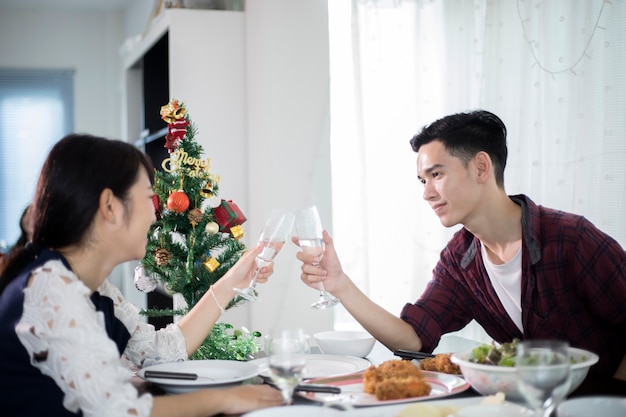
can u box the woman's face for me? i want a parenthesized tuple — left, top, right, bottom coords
(120, 169, 156, 261)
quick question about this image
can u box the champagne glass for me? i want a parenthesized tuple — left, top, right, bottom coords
(295, 205, 340, 309)
(234, 208, 295, 301)
(516, 340, 571, 417)
(265, 328, 308, 405)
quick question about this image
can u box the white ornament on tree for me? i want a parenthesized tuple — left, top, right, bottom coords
(134, 265, 158, 292)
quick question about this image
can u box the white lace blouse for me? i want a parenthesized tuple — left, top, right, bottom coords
(15, 259, 189, 417)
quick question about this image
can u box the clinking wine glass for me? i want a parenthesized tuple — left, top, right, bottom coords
(516, 340, 571, 417)
(234, 208, 295, 302)
(265, 328, 308, 405)
(295, 205, 340, 309)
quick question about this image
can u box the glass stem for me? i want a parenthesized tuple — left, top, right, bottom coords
(542, 404, 556, 417)
(247, 267, 260, 289)
(312, 261, 327, 296)
(318, 281, 328, 296)
(281, 387, 294, 405)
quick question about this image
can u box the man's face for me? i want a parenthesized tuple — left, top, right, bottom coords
(416, 141, 481, 228)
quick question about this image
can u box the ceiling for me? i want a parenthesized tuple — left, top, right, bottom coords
(0, 0, 131, 11)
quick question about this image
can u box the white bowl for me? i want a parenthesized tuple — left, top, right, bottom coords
(313, 330, 375, 358)
(557, 396, 626, 417)
(450, 347, 599, 402)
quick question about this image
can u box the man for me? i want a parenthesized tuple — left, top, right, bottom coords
(296, 110, 626, 394)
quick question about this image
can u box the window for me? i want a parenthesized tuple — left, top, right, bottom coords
(0, 69, 74, 251)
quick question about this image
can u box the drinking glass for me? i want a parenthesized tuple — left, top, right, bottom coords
(265, 328, 308, 405)
(516, 340, 571, 417)
(234, 208, 295, 301)
(294, 205, 340, 309)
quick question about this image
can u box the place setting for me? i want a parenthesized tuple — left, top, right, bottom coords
(137, 359, 259, 394)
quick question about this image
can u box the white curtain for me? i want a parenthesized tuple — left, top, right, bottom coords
(328, 0, 626, 343)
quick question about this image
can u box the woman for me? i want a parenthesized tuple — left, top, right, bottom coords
(0, 134, 282, 416)
(15, 203, 34, 248)
(0, 204, 33, 272)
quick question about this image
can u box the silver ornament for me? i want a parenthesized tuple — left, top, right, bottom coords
(134, 265, 158, 292)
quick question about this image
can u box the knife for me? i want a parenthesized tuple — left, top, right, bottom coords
(143, 370, 204, 380)
(293, 384, 342, 394)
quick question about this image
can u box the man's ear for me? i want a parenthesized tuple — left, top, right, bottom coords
(99, 188, 118, 223)
(474, 151, 493, 184)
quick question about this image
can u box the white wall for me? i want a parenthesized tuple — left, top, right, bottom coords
(0, 7, 125, 139)
(244, 0, 334, 335)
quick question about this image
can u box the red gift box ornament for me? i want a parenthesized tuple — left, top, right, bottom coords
(213, 199, 247, 233)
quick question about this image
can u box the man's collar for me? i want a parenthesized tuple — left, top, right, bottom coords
(460, 194, 542, 268)
(509, 194, 542, 265)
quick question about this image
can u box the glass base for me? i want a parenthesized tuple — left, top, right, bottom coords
(233, 286, 260, 302)
(310, 295, 340, 310)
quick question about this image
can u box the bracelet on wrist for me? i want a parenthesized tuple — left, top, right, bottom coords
(209, 285, 226, 315)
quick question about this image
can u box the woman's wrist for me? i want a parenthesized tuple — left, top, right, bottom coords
(208, 285, 226, 315)
(210, 282, 236, 313)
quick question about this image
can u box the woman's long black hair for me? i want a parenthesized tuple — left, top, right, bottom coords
(0, 134, 154, 294)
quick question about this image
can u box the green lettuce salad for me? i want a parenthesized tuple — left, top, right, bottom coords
(468, 338, 520, 367)
(468, 339, 583, 367)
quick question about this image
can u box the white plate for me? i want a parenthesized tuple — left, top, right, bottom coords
(456, 403, 535, 417)
(244, 405, 342, 417)
(243, 397, 534, 417)
(299, 370, 470, 407)
(138, 360, 259, 394)
(249, 354, 372, 379)
(557, 396, 626, 417)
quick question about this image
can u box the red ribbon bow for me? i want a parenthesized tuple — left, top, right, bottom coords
(164, 119, 189, 152)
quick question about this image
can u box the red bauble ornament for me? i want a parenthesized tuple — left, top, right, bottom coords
(167, 190, 190, 213)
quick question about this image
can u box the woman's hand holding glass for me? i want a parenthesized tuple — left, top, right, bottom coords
(225, 244, 275, 290)
(234, 208, 294, 302)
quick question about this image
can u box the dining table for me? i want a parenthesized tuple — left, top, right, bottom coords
(131, 336, 478, 416)
(132, 335, 626, 417)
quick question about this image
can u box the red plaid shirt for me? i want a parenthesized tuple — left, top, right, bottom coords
(401, 194, 626, 379)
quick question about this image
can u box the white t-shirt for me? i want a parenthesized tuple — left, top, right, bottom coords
(481, 243, 523, 333)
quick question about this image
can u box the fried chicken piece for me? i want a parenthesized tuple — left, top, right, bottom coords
(364, 359, 426, 393)
(375, 376, 432, 400)
(377, 358, 426, 379)
(419, 357, 439, 372)
(418, 353, 461, 375)
(435, 353, 461, 374)
(363, 365, 380, 394)
(362, 359, 431, 400)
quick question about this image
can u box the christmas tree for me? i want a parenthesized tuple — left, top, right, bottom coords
(136, 99, 260, 360)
